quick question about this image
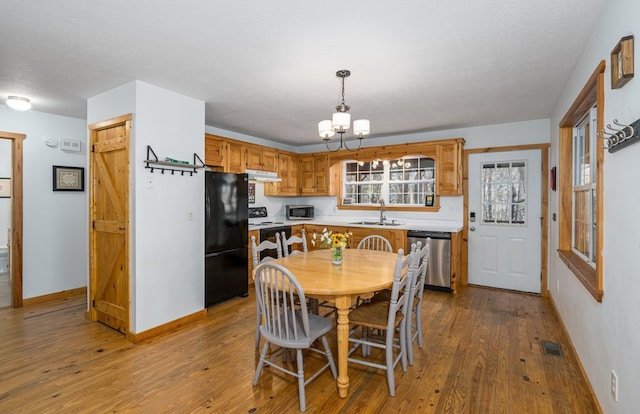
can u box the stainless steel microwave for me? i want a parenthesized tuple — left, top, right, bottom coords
(286, 205, 314, 220)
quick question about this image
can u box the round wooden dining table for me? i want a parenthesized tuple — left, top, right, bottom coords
(269, 248, 399, 398)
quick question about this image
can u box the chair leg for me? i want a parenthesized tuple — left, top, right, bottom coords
(400, 319, 408, 372)
(406, 312, 414, 366)
(296, 349, 306, 412)
(308, 298, 319, 315)
(255, 306, 262, 348)
(385, 332, 396, 397)
(321, 336, 338, 378)
(253, 342, 270, 385)
(362, 327, 370, 357)
(416, 305, 423, 348)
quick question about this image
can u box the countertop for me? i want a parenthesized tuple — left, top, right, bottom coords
(249, 216, 463, 233)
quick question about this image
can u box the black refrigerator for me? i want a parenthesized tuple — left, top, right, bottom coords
(205, 171, 249, 307)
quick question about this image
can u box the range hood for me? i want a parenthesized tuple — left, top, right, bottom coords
(245, 169, 282, 183)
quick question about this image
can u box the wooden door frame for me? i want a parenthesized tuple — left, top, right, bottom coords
(462, 144, 549, 296)
(1, 131, 26, 308)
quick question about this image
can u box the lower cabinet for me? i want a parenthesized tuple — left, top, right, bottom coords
(304, 224, 345, 250)
(349, 227, 406, 253)
(303, 224, 406, 253)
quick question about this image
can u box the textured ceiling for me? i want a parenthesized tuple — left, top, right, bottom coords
(0, 0, 606, 145)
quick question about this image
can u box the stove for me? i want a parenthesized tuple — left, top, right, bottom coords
(254, 221, 285, 226)
(249, 206, 268, 220)
(249, 207, 287, 227)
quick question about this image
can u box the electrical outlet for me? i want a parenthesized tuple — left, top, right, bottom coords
(187, 210, 194, 221)
(611, 370, 618, 402)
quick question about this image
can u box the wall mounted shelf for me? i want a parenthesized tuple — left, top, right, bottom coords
(144, 145, 204, 176)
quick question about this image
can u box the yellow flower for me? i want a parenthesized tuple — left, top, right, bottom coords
(319, 229, 352, 249)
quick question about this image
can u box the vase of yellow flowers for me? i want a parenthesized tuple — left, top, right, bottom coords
(313, 227, 352, 265)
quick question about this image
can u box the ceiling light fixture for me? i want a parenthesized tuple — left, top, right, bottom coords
(318, 70, 370, 152)
(6, 96, 32, 111)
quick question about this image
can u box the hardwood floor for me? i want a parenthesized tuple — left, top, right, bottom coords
(0, 286, 599, 413)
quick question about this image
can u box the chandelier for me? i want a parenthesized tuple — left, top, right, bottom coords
(318, 69, 370, 152)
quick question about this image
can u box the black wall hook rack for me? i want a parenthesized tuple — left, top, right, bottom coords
(598, 118, 640, 153)
(144, 145, 204, 176)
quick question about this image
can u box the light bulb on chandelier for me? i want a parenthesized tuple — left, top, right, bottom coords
(318, 70, 370, 152)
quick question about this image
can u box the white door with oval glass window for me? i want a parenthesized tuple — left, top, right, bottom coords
(468, 150, 542, 293)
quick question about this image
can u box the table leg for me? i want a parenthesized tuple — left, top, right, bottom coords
(334, 296, 351, 398)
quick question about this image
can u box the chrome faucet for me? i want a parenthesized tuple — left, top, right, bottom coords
(378, 197, 386, 224)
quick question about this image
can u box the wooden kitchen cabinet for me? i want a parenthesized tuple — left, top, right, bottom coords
(264, 151, 300, 196)
(304, 224, 406, 253)
(300, 154, 330, 195)
(348, 227, 406, 253)
(204, 134, 226, 168)
(304, 224, 350, 250)
(246, 144, 277, 172)
(437, 139, 463, 195)
(226, 141, 245, 174)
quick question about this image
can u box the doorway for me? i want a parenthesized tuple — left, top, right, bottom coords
(468, 150, 542, 293)
(463, 144, 549, 295)
(0, 131, 25, 308)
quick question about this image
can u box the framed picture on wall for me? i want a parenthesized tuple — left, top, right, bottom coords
(0, 177, 10, 198)
(53, 166, 84, 192)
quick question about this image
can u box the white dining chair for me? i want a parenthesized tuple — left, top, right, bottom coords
(281, 229, 308, 256)
(356, 234, 393, 252)
(346, 247, 415, 396)
(406, 238, 431, 365)
(253, 262, 337, 412)
(250, 234, 283, 348)
(354, 234, 394, 308)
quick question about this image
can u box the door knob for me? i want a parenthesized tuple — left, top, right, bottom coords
(469, 226, 476, 231)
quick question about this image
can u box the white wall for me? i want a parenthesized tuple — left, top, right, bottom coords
(134, 82, 205, 333)
(549, 0, 640, 412)
(88, 81, 205, 333)
(0, 105, 88, 298)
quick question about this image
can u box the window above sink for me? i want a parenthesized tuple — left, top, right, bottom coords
(342, 155, 435, 207)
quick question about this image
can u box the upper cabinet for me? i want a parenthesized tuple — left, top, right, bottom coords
(246, 144, 277, 172)
(265, 151, 300, 196)
(437, 140, 463, 195)
(204, 134, 464, 199)
(226, 140, 245, 174)
(204, 134, 226, 168)
(300, 154, 330, 196)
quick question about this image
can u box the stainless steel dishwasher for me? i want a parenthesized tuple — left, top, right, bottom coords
(407, 230, 451, 292)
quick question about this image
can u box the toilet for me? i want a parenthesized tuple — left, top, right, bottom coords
(0, 246, 8, 274)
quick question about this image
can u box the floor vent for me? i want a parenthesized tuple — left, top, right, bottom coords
(541, 340, 563, 357)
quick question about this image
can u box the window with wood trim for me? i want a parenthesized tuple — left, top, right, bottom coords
(342, 156, 435, 206)
(558, 61, 605, 302)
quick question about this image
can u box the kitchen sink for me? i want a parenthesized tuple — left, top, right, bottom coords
(349, 221, 403, 226)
